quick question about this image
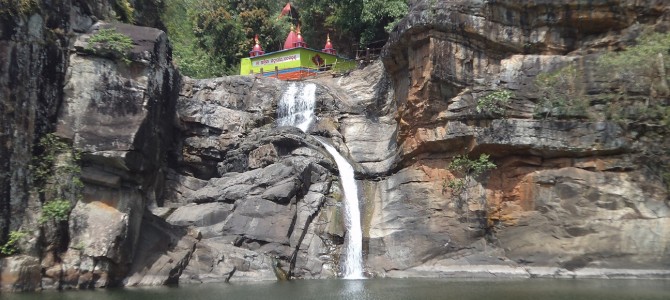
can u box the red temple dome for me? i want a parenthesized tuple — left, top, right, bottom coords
(322, 34, 336, 55)
(283, 25, 298, 50)
(249, 34, 265, 57)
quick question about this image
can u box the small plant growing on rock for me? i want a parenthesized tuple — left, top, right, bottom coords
(444, 154, 497, 234)
(0, 230, 27, 256)
(39, 199, 72, 224)
(31, 133, 82, 226)
(446, 154, 496, 195)
(534, 64, 590, 119)
(476, 90, 513, 117)
(87, 28, 134, 63)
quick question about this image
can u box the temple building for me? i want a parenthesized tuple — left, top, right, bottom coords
(239, 26, 354, 80)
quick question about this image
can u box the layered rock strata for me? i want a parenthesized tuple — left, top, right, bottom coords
(369, 0, 670, 275)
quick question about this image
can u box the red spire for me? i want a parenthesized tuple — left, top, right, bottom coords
(295, 25, 307, 48)
(249, 34, 265, 57)
(322, 33, 336, 55)
(283, 25, 298, 50)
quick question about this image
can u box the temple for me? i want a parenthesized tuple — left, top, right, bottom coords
(240, 26, 354, 80)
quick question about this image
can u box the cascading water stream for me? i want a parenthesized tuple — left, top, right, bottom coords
(277, 82, 316, 132)
(315, 137, 365, 279)
(276, 82, 365, 279)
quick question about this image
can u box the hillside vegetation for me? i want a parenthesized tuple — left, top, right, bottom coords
(161, 0, 408, 78)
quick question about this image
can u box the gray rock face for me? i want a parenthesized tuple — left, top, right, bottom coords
(164, 128, 340, 281)
(162, 75, 349, 282)
(175, 76, 283, 178)
(50, 20, 179, 288)
(0, 0, 71, 261)
(124, 214, 199, 286)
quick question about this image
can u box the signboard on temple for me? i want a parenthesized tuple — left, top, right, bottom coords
(252, 53, 300, 67)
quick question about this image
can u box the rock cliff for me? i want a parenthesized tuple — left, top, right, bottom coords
(2, 0, 670, 292)
(373, 0, 670, 276)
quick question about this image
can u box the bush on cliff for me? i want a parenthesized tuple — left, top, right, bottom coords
(0, 231, 26, 256)
(31, 134, 81, 225)
(86, 28, 134, 63)
(477, 89, 513, 117)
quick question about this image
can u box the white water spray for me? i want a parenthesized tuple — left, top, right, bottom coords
(276, 82, 316, 132)
(316, 138, 365, 279)
(276, 81, 365, 279)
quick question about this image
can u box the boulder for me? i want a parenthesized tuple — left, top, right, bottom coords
(0, 255, 41, 292)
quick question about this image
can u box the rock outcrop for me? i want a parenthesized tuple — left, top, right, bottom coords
(50, 20, 179, 288)
(162, 78, 346, 282)
(367, 0, 670, 276)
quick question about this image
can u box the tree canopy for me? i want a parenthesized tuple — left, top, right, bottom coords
(161, 0, 408, 78)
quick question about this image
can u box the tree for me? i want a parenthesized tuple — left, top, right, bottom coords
(163, 0, 291, 77)
(162, 0, 409, 77)
(293, 0, 408, 56)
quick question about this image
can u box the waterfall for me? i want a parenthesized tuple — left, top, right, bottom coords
(276, 82, 316, 132)
(315, 138, 365, 279)
(276, 82, 365, 279)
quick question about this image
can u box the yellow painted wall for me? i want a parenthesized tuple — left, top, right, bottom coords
(239, 48, 345, 75)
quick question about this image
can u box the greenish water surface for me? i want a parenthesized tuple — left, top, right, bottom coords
(4, 278, 669, 300)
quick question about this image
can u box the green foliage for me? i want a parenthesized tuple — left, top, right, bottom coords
(31, 134, 82, 225)
(0, 0, 37, 18)
(0, 231, 27, 256)
(39, 199, 72, 224)
(163, 0, 409, 77)
(163, 0, 291, 77)
(448, 154, 497, 178)
(534, 64, 590, 119)
(596, 31, 670, 128)
(87, 28, 134, 63)
(476, 90, 513, 116)
(444, 178, 466, 194)
(162, 0, 223, 78)
(597, 31, 670, 77)
(297, 0, 408, 52)
(445, 154, 496, 195)
(360, 0, 408, 43)
(32, 134, 71, 187)
(114, 0, 135, 23)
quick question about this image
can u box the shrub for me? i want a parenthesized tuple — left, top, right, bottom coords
(39, 199, 72, 224)
(32, 134, 82, 193)
(596, 31, 670, 128)
(597, 31, 670, 78)
(87, 28, 134, 63)
(31, 134, 82, 226)
(0, 231, 27, 256)
(448, 154, 497, 178)
(444, 154, 496, 195)
(534, 64, 590, 119)
(477, 90, 513, 116)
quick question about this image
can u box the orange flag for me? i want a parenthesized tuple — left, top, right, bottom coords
(278, 3, 291, 19)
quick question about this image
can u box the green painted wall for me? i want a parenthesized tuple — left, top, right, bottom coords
(239, 48, 348, 75)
